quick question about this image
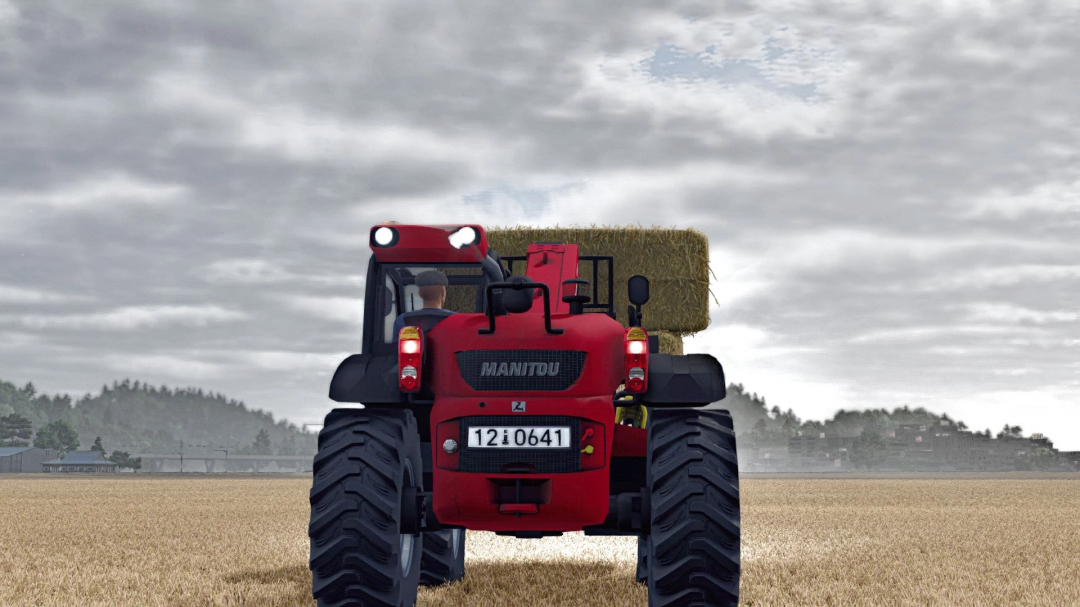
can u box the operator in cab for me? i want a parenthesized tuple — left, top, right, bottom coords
(392, 270, 455, 337)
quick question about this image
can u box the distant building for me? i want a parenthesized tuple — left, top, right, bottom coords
(787, 433, 858, 470)
(0, 447, 56, 473)
(1060, 452, 1080, 470)
(742, 445, 791, 472)
(41, 450, 118, 473)
(749, 417, 1068, 473)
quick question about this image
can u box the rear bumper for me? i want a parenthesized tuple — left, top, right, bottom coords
(431, 467, 610, 532)
(428, 396, 615, 531)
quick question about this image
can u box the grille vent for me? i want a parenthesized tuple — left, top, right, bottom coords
(455, 350, 585, 391)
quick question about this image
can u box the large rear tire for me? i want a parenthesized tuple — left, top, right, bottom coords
(645, 409, 740, 607)
(419, 528, 466, 586)
(309, 409, 424, 607)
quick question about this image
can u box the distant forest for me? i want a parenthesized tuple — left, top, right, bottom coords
(0, 378, 316, 456)
(714, 383, 1027, 445)
(1, 376, 1040, 460)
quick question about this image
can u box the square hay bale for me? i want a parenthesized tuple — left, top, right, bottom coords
(656, 330, 684, 355)
(441, 266, 484, 314)
(488, 226, 711, 335)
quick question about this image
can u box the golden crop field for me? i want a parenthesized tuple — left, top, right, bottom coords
(1, 474, 1078, 606)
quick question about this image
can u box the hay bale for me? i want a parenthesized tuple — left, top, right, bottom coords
(441, 267, 484, 314)
(656, 330, 684, 355)
(488, 227, 710, 335)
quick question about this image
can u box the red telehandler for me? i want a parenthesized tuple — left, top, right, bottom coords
(309, 224, 739, 606)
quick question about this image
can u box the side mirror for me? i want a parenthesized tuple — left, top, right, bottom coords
(628, 275, 650, 307)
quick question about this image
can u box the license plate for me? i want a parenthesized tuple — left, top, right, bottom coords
(466, 426, 571, 449)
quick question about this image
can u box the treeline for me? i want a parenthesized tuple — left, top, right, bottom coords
(0, 378, 316, 456)
(2, 376, 1042, 462)
(712, 383, 1031, 446)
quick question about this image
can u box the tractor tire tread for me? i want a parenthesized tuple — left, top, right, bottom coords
(419, 529, 466, 586)
(308, 409, 422, 607)
(646, 408, 740, 607)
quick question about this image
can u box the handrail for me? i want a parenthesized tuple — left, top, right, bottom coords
(501, 255, 615, 319)
(479, 280, 563, 335)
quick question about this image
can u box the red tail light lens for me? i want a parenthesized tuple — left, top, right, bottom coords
(399, 326, 423, 392)
(625, 327, 648, 393)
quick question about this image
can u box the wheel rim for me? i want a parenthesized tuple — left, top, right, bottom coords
(450, 529, 463, 559)
(400, 461, 416, 575)
(400, 532, 414, 574)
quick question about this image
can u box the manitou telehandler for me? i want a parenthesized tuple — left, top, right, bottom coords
(309, 224, 740, 607)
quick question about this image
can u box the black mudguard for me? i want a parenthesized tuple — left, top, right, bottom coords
(328, 353, 404, 404)
(641, 354, 726, 405)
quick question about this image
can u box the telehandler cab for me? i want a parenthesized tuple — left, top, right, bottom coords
(309, 224, 740, 606)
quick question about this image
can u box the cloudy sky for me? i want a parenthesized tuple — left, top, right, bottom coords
(2, 1, 1078, 448)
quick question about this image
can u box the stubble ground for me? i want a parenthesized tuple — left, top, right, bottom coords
(1, 474, 1077, 606)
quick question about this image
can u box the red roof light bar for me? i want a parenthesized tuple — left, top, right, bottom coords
(369, 224, 489, 263)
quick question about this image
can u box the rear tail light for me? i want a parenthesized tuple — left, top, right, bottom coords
(399, 326, 423, 392)
(625, 327, 648, 393)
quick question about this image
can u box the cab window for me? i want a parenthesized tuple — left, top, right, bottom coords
(377, 264, 485, 346)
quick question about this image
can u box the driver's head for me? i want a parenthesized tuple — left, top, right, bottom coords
(415, 270, 449, 309)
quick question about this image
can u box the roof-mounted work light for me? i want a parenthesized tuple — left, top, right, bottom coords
(372, 226, 399, 247)
(448, 226, 479, 249)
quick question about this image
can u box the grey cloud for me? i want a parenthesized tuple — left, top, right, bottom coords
(0, 283, 90, 304)
(913, 264, 1080, 291)
(2, 0, 1079, 447)
(201, 259, 296, 285)
(281, 295, 364, 325)
(964, 303, 1080, 324)
(1, 305, 247, 330)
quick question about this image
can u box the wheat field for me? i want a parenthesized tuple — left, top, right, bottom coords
(1, 475, 1078, 606)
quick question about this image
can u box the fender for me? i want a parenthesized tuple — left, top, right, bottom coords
(641, 353, 726, 406)
(328, 353, 404, 403)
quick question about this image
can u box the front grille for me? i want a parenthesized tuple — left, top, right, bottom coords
(458, 415, 581, 474)
(456, 350, 586, 391)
